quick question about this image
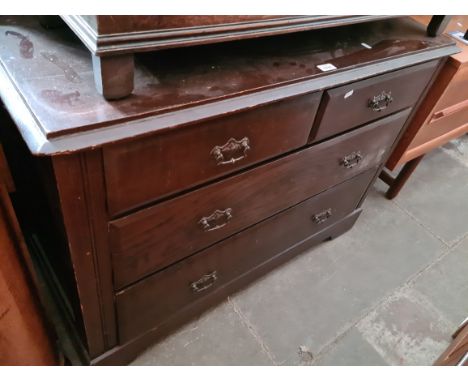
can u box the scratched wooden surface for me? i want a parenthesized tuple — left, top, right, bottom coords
(0, 16, 454, 139)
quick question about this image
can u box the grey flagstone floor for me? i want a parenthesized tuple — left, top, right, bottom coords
(132, 135, 468, 366)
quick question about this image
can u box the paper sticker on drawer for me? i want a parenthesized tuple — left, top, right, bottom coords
(344, 90, 354, 99)
(316, 63, 337, 72)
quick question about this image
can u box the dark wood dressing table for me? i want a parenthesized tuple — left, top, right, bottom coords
(0, 16, 458, 364)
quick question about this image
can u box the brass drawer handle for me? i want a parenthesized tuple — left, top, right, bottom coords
(312, 208, 332, 224)
(342, 151, 363, 169)
(199, 208, 233, 231)
(368, 91, 393, 112)
(191, 271, 218, 293)
(211, 137, 250, 166)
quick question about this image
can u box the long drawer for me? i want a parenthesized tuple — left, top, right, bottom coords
(103, 92, 322, 216)
(115, 170, 374, 343)
(310, 60, 438, 142)
(109, 108, 411, 289)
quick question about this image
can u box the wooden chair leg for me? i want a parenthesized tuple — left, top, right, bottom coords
(379, 155, 425, 200)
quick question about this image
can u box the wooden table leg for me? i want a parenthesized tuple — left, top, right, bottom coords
(92, 54, 134, 100)
(379, 155, 425, 200)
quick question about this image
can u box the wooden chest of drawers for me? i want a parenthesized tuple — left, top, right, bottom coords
(0, 16, 457, 365)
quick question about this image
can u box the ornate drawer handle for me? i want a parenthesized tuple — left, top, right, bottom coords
(191, 271, 218, 293)
(368, 91, 393, 112)
(342, 151, 363, 169)
(312, 208, 332, 224)
(199, 208, 233, 231)
(211, 137, 250, 166)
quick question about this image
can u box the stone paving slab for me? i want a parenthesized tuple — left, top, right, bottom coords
(356, 289, 453, 365)
(131, 302, 274, 366)
(411, 234, 468, 326)
(132, 147, 467, 366)
(314, 327, 388, 366)
(385, 149, 468, 246)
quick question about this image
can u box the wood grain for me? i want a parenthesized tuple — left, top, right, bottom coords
(65, 16, 398, 55)
(52, 154, 111, 358)
(0, 181, 57, 365)
(110, 109, 410, 288)
(103, 92, 322, 216)
(0, 145, 14, 193)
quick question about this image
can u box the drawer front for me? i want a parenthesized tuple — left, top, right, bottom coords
(115, 171, 374, 343)
(109, 108, 410, 289)
(410, 102, 468, 149)
(103, 92, 322, 216)
(310, 60, 438, 142)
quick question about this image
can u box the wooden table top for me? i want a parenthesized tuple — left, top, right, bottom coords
(0, 16, 457, 154)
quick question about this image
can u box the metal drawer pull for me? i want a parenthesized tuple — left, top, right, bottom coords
(368, 90, 393, 112)
(211, 137, 250, 165)
(199, 208, 233, 231)
(312, 208, 332, 224)
(342, 151, 363, 168)
(191, 271, 218, 293)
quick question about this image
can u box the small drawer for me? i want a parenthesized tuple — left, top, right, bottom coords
(103, 92, 322, 216)
(109, 108, 411, 289)
(310, 60, 439, 142)
(115, 171, 373, 343)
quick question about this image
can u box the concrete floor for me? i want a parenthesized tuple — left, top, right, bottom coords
(132, 135, 468, 366)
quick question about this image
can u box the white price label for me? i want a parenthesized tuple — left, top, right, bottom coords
(344, 90, 354, 99)
(316, 63, 337, 72)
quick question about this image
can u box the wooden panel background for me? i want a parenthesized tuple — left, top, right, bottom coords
(0, 175, 57, 365)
